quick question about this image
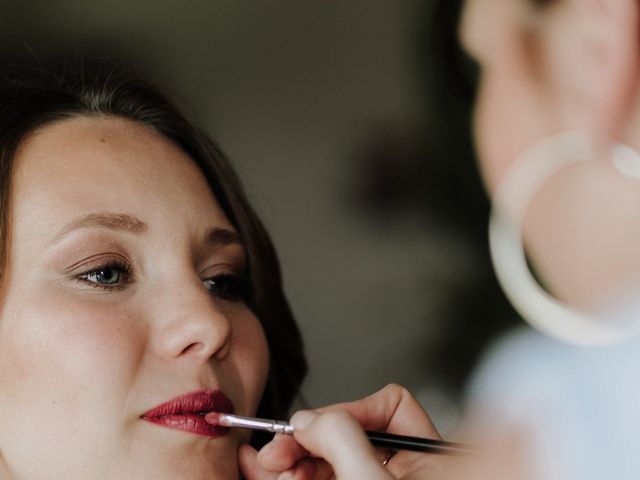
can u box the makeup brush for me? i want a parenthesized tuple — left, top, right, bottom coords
(205, 413, 475, 455)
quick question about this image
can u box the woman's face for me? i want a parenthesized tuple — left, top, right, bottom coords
(0, 116, 269, 479)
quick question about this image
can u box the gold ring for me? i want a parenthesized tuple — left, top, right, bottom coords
(381, 449, 396, 467)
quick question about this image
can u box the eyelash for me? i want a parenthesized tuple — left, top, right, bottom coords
(75, 261, 248, 301)
(76, 260, 132, 291)
(202, 273, 248, 301)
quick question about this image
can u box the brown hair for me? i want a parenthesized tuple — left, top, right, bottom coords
(0, 59, 307, 447)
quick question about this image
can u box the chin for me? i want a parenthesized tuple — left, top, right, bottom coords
(123, 428, 241, 480)
(120, 456, 238, 480)
(162, 462, 237, 480)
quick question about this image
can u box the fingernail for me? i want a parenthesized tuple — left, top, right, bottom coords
(277, 471, 294, 480)
(290, 410, 317, 431)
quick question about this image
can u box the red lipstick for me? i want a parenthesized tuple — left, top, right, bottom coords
(142, 390, 234, 437)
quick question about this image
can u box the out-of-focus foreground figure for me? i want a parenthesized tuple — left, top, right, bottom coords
(459, 0, 640, 478)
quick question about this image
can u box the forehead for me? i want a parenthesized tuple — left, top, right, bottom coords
(15, 116, 199, 190)
(11, 116, 232, 239)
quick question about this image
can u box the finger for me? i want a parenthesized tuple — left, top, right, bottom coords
(289, 409, 393, 480)
(259, 437, 389, 479)
(238, 444, 280, 480)
(257, 433, 308, 472)
(277, 458, 323, 480)
(315, 383, 440, 439)
(255, 436, 332, 480)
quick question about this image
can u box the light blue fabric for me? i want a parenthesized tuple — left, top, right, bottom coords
(467, 327, 640, 479)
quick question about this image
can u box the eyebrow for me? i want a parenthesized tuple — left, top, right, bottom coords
(50, 213, 147, 245)
(204, 227, 242, 247)
(49, 212, 242, 248)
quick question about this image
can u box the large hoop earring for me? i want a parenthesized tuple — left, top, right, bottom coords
(489, 132, 640, 346)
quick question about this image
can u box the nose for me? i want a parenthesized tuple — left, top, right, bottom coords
(152, 275, 232, 363)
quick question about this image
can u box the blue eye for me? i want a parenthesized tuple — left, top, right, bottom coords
(203, 273, 247, 301)
(77, 261, 132, 289)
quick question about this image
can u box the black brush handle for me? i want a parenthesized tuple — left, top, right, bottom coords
(365, 430, 475, 455)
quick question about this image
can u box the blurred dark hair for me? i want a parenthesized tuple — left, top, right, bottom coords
(0, 58, 306, 447)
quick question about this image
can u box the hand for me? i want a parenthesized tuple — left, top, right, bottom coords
(239, 384, 446, 480)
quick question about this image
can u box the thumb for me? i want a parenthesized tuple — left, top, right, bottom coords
(290, 410, 393, 480)
(238, 444, 280, 480)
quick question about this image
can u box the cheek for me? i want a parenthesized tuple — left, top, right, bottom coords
(0, 291, 141, 387)
(228, 311, 269, 415)
(0, 287, 144, 470)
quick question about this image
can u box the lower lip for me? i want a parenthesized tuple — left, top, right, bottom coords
(142, 390, 234, 437)
(144, 414, 229, 437)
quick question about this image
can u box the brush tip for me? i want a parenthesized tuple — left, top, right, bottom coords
(204, 412, 227, 425)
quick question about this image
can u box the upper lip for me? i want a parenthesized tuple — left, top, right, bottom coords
(142, 390, 234, 418)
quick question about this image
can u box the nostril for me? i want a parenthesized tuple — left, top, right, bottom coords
(211, 340, 231, 361)
(180, 342, 206, 356)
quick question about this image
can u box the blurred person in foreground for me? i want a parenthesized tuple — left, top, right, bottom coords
(241, 0, 640, 478)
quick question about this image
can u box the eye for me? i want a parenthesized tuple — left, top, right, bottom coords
(203, 273, 247, 301)
(76, 261, 132, 289)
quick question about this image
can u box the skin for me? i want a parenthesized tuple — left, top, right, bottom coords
(0, 116, 269, 479)
(240, 384, 444, 479)
(461, 0, 640, 311)
(240, 0, 640, 478)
